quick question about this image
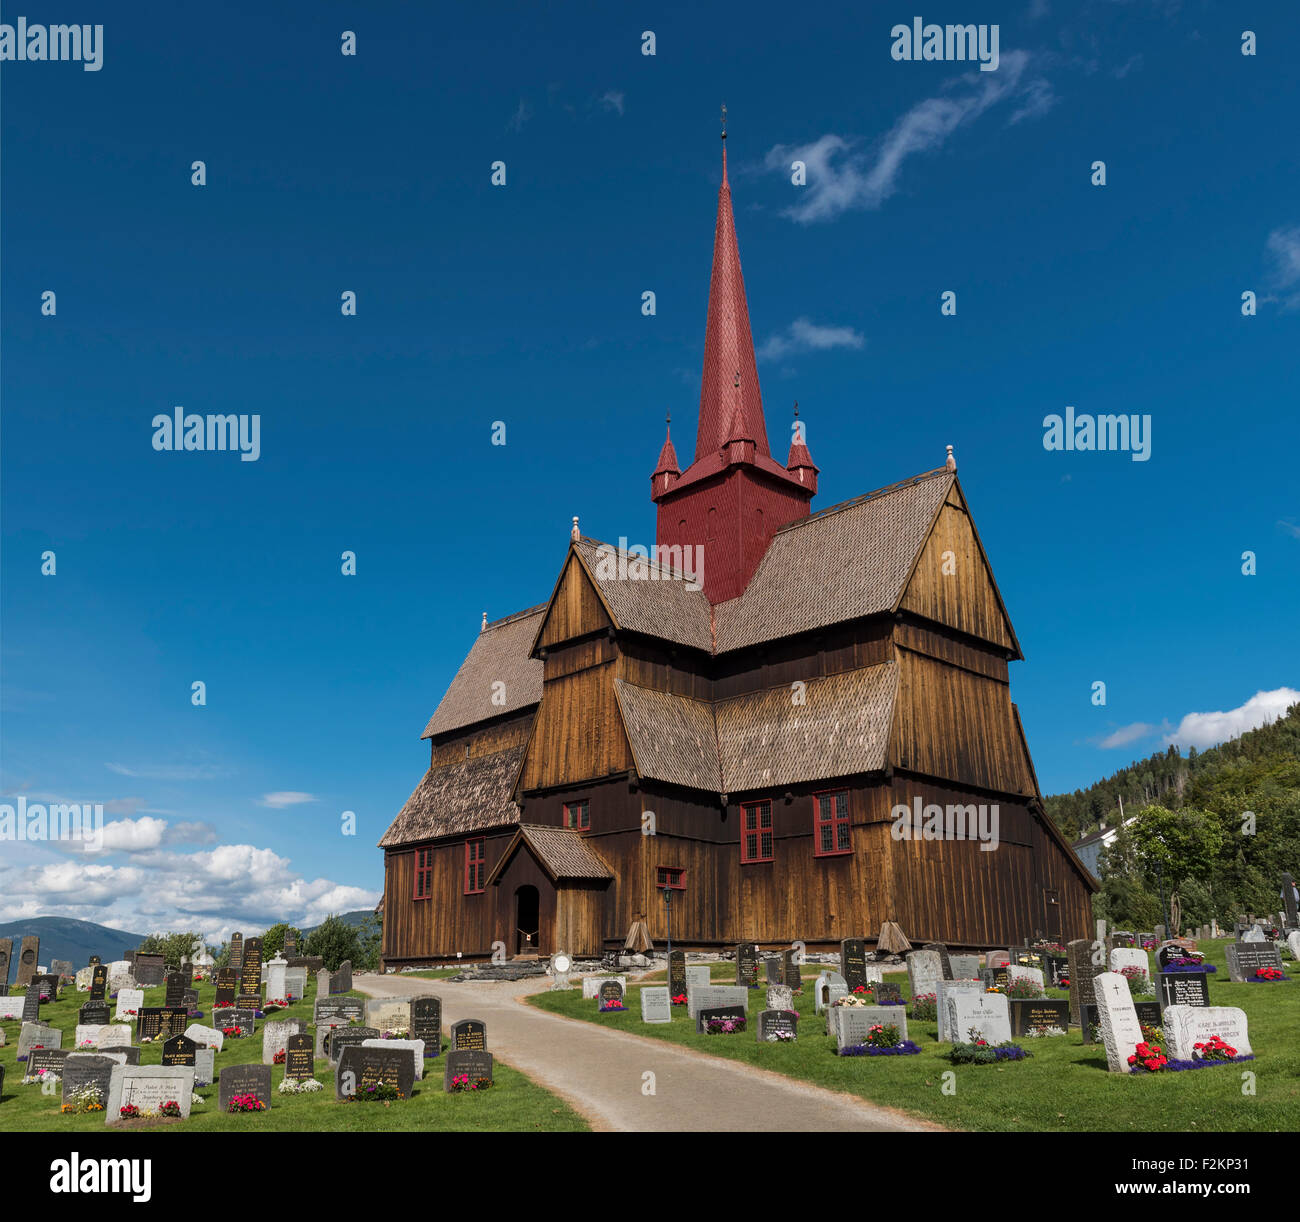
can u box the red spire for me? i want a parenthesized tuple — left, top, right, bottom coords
(786, 401, 818, 490)
(651, 414, 680, 495)
(695, 134, 769, 462)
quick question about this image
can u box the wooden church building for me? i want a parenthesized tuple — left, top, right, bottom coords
(377, 138, 1096, 966)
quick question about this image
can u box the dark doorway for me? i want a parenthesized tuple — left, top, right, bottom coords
(515, 885, 540, 955)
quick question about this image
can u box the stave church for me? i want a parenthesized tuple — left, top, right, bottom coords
(377, 133, 1096, 965)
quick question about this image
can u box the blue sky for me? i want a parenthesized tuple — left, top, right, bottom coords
(2, 0, 1297, 939)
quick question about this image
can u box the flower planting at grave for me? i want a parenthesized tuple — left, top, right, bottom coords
(277, 1077, 324, 1094)
(61, 1085, 105, 1115)
(1006, 976, 1046, 1000)
(159, 1100, 183, 1117)
(227, 1092, 267, 1113)
(1165, 956, 1213, 972)
(118, 1104, 142, 1120)
(448, 1073, 491, 1093)
(909, 993, 937, 1020)
(273, 1048, 286, 1064)
(705, 1015, 746, 1034)
(832, 994, 872, 1009)
(1249, 967, 1288, 982)
(1022, 1026, 1067, 1038)
(836, 1022, 923, 1057)
(380, 1028, 411, 1038)
(1193, 1034, 1237, 1062)
(949, 1028, 1032, 1064)
(598, 999, 626, 1013)
(221, 1026, 245, 1039)
(671, 993, 687, 1006)
(1128, 1040, 1170, 1072)
(1120, 965, 1152, 996)
(352, 1081, 404, 1102)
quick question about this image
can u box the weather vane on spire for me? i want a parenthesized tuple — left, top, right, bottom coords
(721, 102, 727, 140)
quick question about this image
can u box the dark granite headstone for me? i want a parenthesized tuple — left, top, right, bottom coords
(697, 1004, 747, 1033)
(1158, 971, 1210, 1008)
(1067, 938, 1103, 1024)
(924, 943, 954, 980)
(229, 933, 244, 975)
(450, 1018, 486, 1051)
(1225, 942, 1283, 983)
(1044, 956, 1069, 987)
(164, 971, 187, 1008)
(736, 943, 758, 987)
(60, 1054, 115, 1107)
(214, 969, 238, 1007)
(1111, 931, 1135, 949)
(1282, 872, 1299, 930)
(756, 1008, 798, 1042)
(284, 932, 298, 958)
(1134, 1000, 1163, 1029)
(1009, 998, 1070, 1036)
(330, 960, 353, 994)
(336, 1044, 414, 1100)
(138, 1007, 188, 1040)
(284, 1033, 314, 1080)
(162, 1034, 197, 1066)
(235, 992, 262, 1012)
(765, 958, 782, 984)
(240, 937, 264, 998)
(314, 995, 365, 1024)
(411, 996, 442, 1056)
(0, 938, 11, 988)
(873, 980, 903, 1005)
(79, 1001, 111, 1026)
(668, 950, 687, 999)
(27, 1047, 71, 1078)
(31, 974, 59, 1002)
(326, 1026, 378, 1062)
(783, 948, 801, 990)
(841, 939, 868, 992)
(182, 988, 199, 1012)
(212, 1007, 257, 1036)
(443, 1049, 493, 1092)
(22, 988, 41, 1023)
(598, 979, 625, 1007)
(133, 954, 165, 987)
(218, 1062, 272, 1112)
(89, 965, 108, 1001)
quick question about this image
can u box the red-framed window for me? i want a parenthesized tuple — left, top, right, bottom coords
(655, 866, 685, 890)
(464, 838, 486, 894)
(814, 790, 852, 856)
(413, 847, 433, 900)
(564, 800, 590, 830)
(741, 801, 774, 863)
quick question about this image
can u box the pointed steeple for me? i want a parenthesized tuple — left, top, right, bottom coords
(651, 413, 680, 495)
(786, 401, 819, 492)
(696, 117, 769, 462)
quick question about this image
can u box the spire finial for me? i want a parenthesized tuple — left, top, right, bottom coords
(721, 102, 727, 141)
(571, 515, 580, 541)
(481, 610, 488, 633)
(945, 443, 956, 471)
(793, 400, 799, 418)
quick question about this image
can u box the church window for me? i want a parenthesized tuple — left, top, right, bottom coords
(741, 800, 774, 863)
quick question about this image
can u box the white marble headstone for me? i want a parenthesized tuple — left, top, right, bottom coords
(1109, 947, 1150, 976)
(1288, 931, 1300, 962)
(1005, 964, 1045, 992)
(946, 991, 1012, 1046)
(114, 988, 144, 1020)
(936, 979, 986, 1041)
(185, 1022, 223, 1052)
(906, 950, 943, 998)
(261, 1018, 306, 1064)
(0, 996, 25, 1020)
(361, 1037, 425, 1078)
(1093, 970, 1144, 1073)
(105, 1064, 196, 1123)
(1162, 1005, 1252, 1061)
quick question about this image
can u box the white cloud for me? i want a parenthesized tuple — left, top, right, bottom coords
(1164, 688, 1300, 751)
(97, 816, 169, 853)
(1096, 722, 1158, 749)
(1266, 225, 1300, 310)
(106, 762, 220, 781)
(765, 50, 1053, 224)
(599, 90, 625, 116)
(757, 317, 865, 361)
(256, 791, 318, 809)
(1278, 520, 1300, 540)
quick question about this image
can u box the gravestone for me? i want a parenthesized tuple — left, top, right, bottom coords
(1157, 971, 1210, 1009)
(214, 969, 238, 1007)
(736, 943, 758, 987)
(106, 1064, 196, 1121)
(668, 951, 687, 998)
(284, 931, 298, 957)
(598, 979, 626, 1008)
(1282, 872, 1299, 930)
(16, 937, 39, 987)
(1155, 942, 1197, 971)
(841, 939, 868, 992)
(362, 1038, 426, 1078)
(783, 948, 802, 989)
(444, 1049, 493, 1092)
(106, 960, 134, 992)
(79, 1001, 111, 1027)
(330, 960, 353, 994)
(450, 1018, 487, 1050)
(1110, 930, 1135, 949)
(813, 971, 848, 1014)
(74, 1023, 132, 1049)
(229, 933, 244, 975)
(61, 1054, 116, 1108)
(1067, 938, 1103, 1024)
(412, 996, 442, 1055)
(946, 992, 1012, 1046)
(686, 984, 750, 1019)
(906, 950, 943, 999)
(765, 958, 782, 984)
(193, 1046, 215, 1085)
(316, 969, 331, 998)
(697, 1005, 747, 1033)
(1006, 964, 1045, 993)
(873, 980, 903, 1005)
(75, 966, 94, 991)
(240, 936, 264, 998)
(1109, 947, 1150, 979)
(1093, 970, 1144, 1073)
(1162, 1005, 1252, 1061)
(161, 1034, 197, 1066)
(284, 1033, 314, 1081)
(235, 990, 263, 1012)
(51, 958, 73, 980)
(1043, 956, 1069, 987)
(326, 1026, 378, 1062)
(18, 1022, 62, 1060)
(138, 1007, 188, 1041)
(163, 971, 186, 1008)
(365, 997, 412, 1033)
(756, 1009, 798, 1042)
(1009, 998, 1071, 1036)
(212, 1008, 256, 1037)
(287, 955, 323, 977)
(582, 974, 627, 999)
(923, 943, 954, 979)
(0, 938, 11, 987)
(684, 965, 710, 992)
(265, 957, 288, 1001)
(90, 965, 108, 1001)
(766, 984, 794, 1013)
(1225, 941, 1284, 983)
(182, 988, 199, 1012)
(314, 995, 365, 1025)
(935, 979, 985, 1041)
(184, 1023, 223, 1052)
(32, 973, 59, 1002)
(133, 954, 165, 987)
(949, 954, 981, 980)
(283, 968, 307, 1000)
(640, 986, 672, 1024)
(0, 995, 24, 1019)
(218, 1063, 273, 1112)
(833, 1005, 910, 1051)
(1288, 931, 1300, 962)
(1133, 1000, 1162, 1029)
(27, 1047, 71, 1078)
(336, 1044, 414, 1100)
(261, 1018, 306, 1064)
(21, 988, 40, 1023)
(986, 950, 1011, 970)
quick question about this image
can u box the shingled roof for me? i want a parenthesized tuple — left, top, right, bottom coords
(378, 745, 525, 846)
(422, 605, 546, 739)
(483, 824, 614, 885)
(615, 661, 897, 797)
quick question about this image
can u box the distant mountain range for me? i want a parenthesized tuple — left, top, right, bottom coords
(0, 917, 145, 978)
(300, 910, 375, 937)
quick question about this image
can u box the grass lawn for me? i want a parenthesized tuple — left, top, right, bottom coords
(1, 976, 587, 1132)
(529, 941, 1299, 1132)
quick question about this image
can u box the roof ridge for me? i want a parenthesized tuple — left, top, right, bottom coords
(773, 466, 953, 537)
(485, 603, 549, 630)
(576, 535, 708, 586)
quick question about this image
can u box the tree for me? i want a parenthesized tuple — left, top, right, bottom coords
(303, 914, 362, 971)
(258, 922, 304, 960)
(138, 931, 203, 969)
(356, 913, 383, 970)
(1130, 805, 1225, 935)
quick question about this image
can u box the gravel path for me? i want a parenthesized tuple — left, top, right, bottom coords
(354, 973, 940, 1132)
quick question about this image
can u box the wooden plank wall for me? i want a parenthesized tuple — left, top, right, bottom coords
(519, 659, 633, 790)
(428, 711, 532, 768)
(536, 554, 612, 647)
